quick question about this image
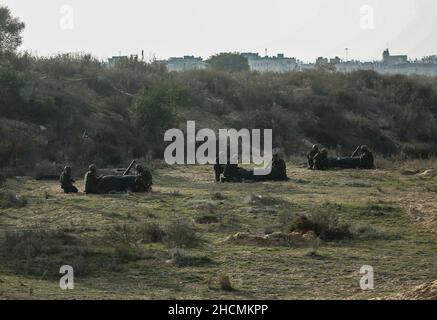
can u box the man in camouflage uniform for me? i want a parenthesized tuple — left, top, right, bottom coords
(313, 149, 329, 170)
(84, 164, 101, 194)
(135, 164, 153, 192)
(355, 145, 375, 169)
(307, 144, 319, 169)
(60, 166, 78, 193)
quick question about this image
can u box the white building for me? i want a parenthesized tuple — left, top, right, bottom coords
(166, 56, 207, 72)
(242, 53, 298, 73)
(107, 56, 128, 66)
(313, 50, 437, 76)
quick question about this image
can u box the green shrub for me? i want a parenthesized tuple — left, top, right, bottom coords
(107, 223, 142, 247)
(140, 222, 165, 243)
(169, 249, 212, 267)
(289, 212, 352, 241)
(1, 229, 92, 277)
(0, 191, 27, 208)
(165, 219, 201, 248)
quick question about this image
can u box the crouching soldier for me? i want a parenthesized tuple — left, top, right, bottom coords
(60, 166, 78, 193)
(313, 149, 329, 170)
(84, 164, 101, 194)
(307, 145, 319, 169)
(213, 153, 225, 182)
(357, 145, 375, 169)
(135, 164, 153, 192)
(270, 153, 288, 181)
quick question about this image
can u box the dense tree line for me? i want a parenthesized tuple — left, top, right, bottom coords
(1, 6, 437, 173)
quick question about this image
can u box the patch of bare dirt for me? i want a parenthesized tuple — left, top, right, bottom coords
(398, 192, 437, 234)
(222, 231, 316, 247)
(390, 280, 437, 300)
(418, 169, 437, 177)
(402, 195, 437, 234)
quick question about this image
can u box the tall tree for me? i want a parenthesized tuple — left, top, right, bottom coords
(206, 52, 249, 73)
(0, 6, 25, 53)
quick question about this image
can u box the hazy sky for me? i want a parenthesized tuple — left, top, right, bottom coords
(3, 0, 437, 62)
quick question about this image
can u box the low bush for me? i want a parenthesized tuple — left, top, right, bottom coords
(0, 191, 27, 208)
(1, 229, 91, 277)
(165, 219, 201, 248)
(289, 211, 352, 241)
(169, 249, 212, 267)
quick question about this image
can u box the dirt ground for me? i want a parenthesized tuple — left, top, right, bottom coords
(0, 160, 436, 300)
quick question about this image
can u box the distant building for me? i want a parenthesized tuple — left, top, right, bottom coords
(421, 55, 437, 64)
(315, 57, 329, 66)
(319, 49, 437, 76)
(166, 56, 207, 72)
(242, 52, 298, 73)
(156, 49, 437, 76)
(330, 57, 341, 64)
(108, 56, 128, 66)
(382, 49, 408, 65)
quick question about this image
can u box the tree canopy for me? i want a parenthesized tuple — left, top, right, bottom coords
(0, 6, 25, 53)
(206, 52, 250, 73)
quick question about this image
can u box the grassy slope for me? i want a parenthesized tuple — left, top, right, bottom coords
(0, 161, 436, 300)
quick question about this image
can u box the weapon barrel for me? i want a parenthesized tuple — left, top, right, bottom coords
(123, 160, 136, 176)
(351, 146, 361, 158)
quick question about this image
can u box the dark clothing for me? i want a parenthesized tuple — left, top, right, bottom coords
(307, 149, 319, 168)
(223, 164, 252, 182)
(223, 164, 239, 182)
(135, 168, 153, 192)
(214, 156, 225, 182)
(269, 157, 288, 181)
(359, 151, 374, 169)
(60, 171, 78, 193)
(313, 152, 329, 170)
(351, 146, 375, 169)
(214, 164, 224, 182)
(84, 171, 100, 194)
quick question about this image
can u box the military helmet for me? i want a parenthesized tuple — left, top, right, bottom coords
(360, 145, 369, 151)
(312, 144, 319, 150)
(272, 147, 281, 156)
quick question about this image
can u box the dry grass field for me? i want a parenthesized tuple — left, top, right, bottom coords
(0, 160, 436, 300)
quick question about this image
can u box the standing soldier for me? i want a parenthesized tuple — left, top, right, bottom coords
(307, 145, 319, 169)
(135, 164, 153, 192)
(84, 164, 101, 194)
(60, 166, 78, 193)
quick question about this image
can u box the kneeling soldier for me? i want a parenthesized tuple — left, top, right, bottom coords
(135, 164, 153, 192)
(84, 164, 101, 194)
(60, 166, 78, 193)
(307, 144, 319, 169)
(313, 149, 329, 170)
